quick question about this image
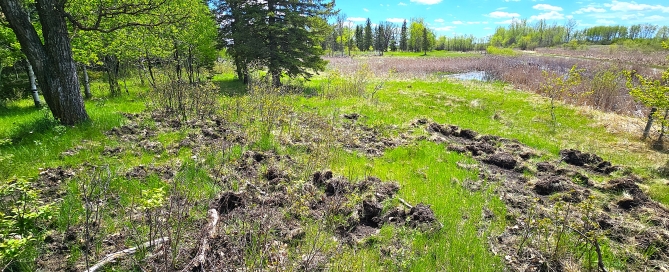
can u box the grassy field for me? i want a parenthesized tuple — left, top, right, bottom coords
(1, 55, 668, 271)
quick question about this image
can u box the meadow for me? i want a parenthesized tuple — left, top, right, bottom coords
(1, 49, 668, 271)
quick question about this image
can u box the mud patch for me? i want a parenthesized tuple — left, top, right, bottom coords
(560, 149, 618, 174)
(181, 170, 439, 271)
(37, 167, 75, 198)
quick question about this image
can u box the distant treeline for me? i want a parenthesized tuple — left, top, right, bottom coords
(490, 19, 669, 50)
(322, 16, 488, 55)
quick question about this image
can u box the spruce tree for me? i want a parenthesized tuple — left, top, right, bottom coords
(363, 18, 373, 51)
(355, 25, 364, 51)
(217, 0, 334, 87)
(400, 20, 408, 51)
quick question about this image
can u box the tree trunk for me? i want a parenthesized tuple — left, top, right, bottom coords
(643, 107, 657, 140)
(267, 0, 280, 88)
(0, 65, 4, 97)
(174, 42, 182, 82)
(187, 46, 194, 84)
(0, 0, 90, 125)
(104, 55, 121, 96)
(27, 60, 42, 107)
(138, 60, 145, 86)
(82, 64, 92, 99)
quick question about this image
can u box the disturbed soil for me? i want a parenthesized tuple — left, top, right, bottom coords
(34, 110, 669, 271)
(35, 112, 434, 271)
(424, 120, 669, 271)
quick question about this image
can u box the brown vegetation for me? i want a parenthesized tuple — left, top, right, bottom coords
(327, 54, 661, 116)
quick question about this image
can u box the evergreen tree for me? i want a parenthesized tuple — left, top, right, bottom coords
(422, 27, 429, 55)
(363, 18, 373, 51)
(355, 25, 364, 51)
(400, 20, 408, 51)
(373, 25, 383, 52)
(216, 0, 334, 87)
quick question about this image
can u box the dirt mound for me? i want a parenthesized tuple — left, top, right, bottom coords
(212, 191, 245, 214)
(185, 169, 440, 270)
(483, 152, 518, 170)
(408, 204, 438, 228)
(37, 167, 75, 198)
(125, 164, 176, 181)
(560, 149, 618, 174)
(421, 122, 669, 271)
(533, 175, 572, 195)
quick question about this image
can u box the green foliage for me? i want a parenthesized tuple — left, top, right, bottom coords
(0, 178, 53, 267)
(408, 18, 435, 53)
(486, 46, 517, 56)
(626, 42, 669, 133)
(216, 0, 335, 86)
(540, 65, 584, 128)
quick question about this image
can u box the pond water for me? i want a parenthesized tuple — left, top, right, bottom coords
(446, 71, 492, 81)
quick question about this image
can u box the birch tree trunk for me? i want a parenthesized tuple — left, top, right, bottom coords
(27, 60, 42, 107)
(82, 64, 92, 99)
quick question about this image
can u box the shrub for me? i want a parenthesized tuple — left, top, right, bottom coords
(0, 177, 53, 270)
(486, 46, 517, 56)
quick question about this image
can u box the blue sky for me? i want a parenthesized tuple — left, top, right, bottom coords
(335, 0, 669, 38)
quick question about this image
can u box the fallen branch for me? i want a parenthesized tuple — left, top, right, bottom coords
(180, 209, 220, 272)
(86, 237, 169, 272)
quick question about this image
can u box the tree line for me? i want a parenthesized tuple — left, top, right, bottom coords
(321, 17, 486, 56)
(491, 19, 669, 50)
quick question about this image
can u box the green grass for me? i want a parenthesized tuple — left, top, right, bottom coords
(2, 59, 669, 271)
(328, 143, 506, 271)
(0, 84, 146, 178)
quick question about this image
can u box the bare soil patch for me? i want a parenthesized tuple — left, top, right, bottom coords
(424, 120, 669, 271)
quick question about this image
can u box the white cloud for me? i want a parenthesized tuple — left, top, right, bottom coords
(488, 11, 521, 18)
(497, 7, 508, 10)
(434, 18, 445, 23)
(433, 26, 456, 31)
(644, 15, 666, 21)
(452, 20, 464, 24)
(533, 4, 563, 11)
(363, 8, 369, 12)
(605, 0, 669, 13)
(504, 0, 520, 2)
(347, 17, 367, 22)
(596, 19, 616, 25)
(398, 2, 407, 5)
(484, 27, 493, 30)
(467, 21, 482, 24)
(529, 10, 565, 21)
(573, 6, 606, 14)
(410, 0, 442, 5)
(386, 18, 406, 23)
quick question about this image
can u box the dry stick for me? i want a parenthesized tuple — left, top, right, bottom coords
(567, 226, 607, 272)
(180, 209, 220, 272)
(397, 197, 414, 210)
(246, 181, 267, 196)
(86, 237, 169, 272)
